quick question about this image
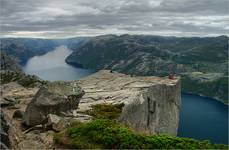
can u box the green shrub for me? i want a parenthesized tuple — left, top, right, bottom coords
(85, 103, 124, 119)
(54, 119, 228, 149)
(0, 70, 45, 88)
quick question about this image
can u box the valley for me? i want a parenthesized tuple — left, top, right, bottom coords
(23, 46, 94, 81)
(0, 35, 228, 149)
(1, 0, 228, 149)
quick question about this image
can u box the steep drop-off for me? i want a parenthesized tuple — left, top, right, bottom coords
(74, 70, 181, 136)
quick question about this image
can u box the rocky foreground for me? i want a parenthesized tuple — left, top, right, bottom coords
(0, 70, 180, 149)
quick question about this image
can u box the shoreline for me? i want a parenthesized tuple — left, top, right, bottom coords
(182, 91, 228, 106)
(21, 56, 229, 106)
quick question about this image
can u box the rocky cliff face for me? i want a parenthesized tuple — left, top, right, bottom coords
(119, 81, 180, 135)
(74, 70, 181, 136)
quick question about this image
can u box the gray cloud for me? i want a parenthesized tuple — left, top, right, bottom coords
(0, 0, 228, 38)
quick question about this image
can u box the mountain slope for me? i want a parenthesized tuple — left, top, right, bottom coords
(66, 34, 228, 103)
(0, 52, 22, 72)
(0, 38, 60, 65)
(0, 37, 87, 65)
(0, 53, 45, 87)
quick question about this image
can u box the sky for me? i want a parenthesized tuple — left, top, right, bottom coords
(0, 0, 228, 38)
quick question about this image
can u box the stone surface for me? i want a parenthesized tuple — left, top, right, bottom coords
(0, 98, 17, 107)
(0, 110, 10, 149)
(47, 114, 61, 126)
(74, 70, 181, 136)
(23, 81, 85, 126)
(47, 114, 68, 132)
(0, 82, 56, 149)
(72, 110, 93, 122)
(0, 70, 181, 149)
(119, 83, 180, 135)
(0, 82, 38, 108)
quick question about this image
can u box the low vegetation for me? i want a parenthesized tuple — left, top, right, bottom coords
(0, 70, 45, 88)
(84, 103, 124, 119)
(54, 119, 228, 149)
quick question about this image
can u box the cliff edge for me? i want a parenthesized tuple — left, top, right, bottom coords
(74, 70, 181, 136)
(0, 70, 181, 149)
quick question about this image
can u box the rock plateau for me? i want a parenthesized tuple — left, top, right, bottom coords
(74, 70, 181, 135)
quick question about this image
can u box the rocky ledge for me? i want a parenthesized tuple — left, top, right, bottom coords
(0, 70, 180, 149)
(74, 70, 181, 136)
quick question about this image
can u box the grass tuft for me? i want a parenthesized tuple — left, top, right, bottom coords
(85, 103, 124, 119)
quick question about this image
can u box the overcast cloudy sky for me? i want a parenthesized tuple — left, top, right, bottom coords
(0, 0, 228, 38)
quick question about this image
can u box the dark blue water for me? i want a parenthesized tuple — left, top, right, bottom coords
(23, 47, 228, 144)
(178, 93, 228, 144)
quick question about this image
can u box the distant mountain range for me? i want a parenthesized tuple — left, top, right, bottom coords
(65, 34, 228, 104)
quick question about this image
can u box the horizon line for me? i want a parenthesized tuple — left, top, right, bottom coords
(0, 33, 228, 40)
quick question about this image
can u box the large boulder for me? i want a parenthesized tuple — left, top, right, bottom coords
(23, 81, 85, 126)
